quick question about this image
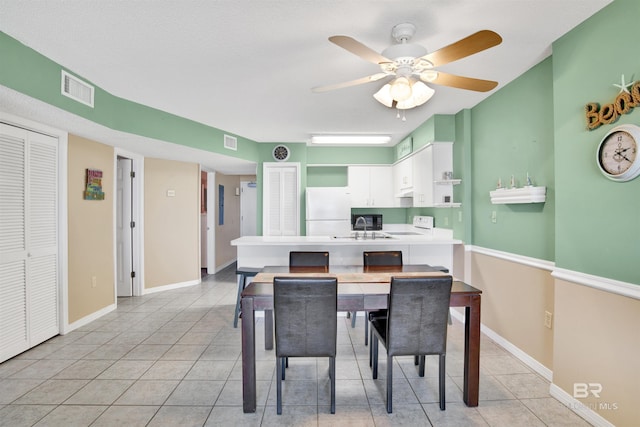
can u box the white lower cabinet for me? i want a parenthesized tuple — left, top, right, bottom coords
(348, 165, 395, 208)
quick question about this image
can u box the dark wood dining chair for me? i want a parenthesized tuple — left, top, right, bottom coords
(274, 276, 338, 414)
(359, 251, 403, 353)
(370, 276, 453, 413)
(289, 251, 330, 271)
(283, 251, 330, 368)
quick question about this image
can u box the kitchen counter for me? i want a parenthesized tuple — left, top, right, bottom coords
(231, 233, 461, 245)
(231, 227, 461, 271)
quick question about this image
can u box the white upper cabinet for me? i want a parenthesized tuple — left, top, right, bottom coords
(412, 142, 460, 207)
(348, 165, 395, 208)
(393, 156, 413, 196)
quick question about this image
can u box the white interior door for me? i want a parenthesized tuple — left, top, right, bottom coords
(240, 181, 257, 236)
(116, 157, 133, 297)
(0, 123, 59, 362)
(262, 163, 300, 236)
(206, 171, 216, 274)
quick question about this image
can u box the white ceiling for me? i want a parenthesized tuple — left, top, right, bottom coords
(0, 0, 612, 174)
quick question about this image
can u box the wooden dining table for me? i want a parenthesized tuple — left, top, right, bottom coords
(240, 265, 482, 413)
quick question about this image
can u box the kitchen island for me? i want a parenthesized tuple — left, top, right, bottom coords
(231, 228, 462, 273)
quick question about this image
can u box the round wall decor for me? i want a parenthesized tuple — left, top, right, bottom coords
(596, 123, 640, 182)
(272, 145, 290, 161)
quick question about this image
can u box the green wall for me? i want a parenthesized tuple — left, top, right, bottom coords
(468, 58, 556, 261)
(4, 4, 639, 285)
(307, 167, 348, 187)
(0, 31, 260, 161)
(552, 0, 640, 284)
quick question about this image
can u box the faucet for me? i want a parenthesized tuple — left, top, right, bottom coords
(354, 216, 367, 239)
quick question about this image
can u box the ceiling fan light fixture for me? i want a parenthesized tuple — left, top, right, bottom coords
(381, 43, 427, 61)
(420, 70, 439, 82)
(373, 84, 394, 108)
(395, 81, 434, 109)
(389, 77, 412, 101)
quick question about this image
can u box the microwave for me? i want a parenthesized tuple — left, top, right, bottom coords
(351, 214, 383, 231)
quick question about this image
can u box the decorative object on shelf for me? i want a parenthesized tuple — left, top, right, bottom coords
(496, 177, 503, 189)
(596, 123, 640, 182)
(509, 175, 516, 189)
(526, 173, 533, 187)
(272, 145, 290, 162)
(442, 171, 453, 180)
(490, 186, 546, 204)
(585, 74, 640, 130)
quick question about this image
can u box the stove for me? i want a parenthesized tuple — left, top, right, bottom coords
(413, 215, 434, 230)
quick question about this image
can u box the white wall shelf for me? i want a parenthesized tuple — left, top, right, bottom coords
(490, 186, 546, 204)
(434, 202, 462, 208)
(434, 179, 461, 185)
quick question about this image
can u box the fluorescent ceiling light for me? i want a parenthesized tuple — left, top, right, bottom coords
(310, 135, 391, 145)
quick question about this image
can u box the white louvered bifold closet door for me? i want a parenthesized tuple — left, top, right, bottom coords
(0, 123, 59, 363)
(262, 163, 299, 236)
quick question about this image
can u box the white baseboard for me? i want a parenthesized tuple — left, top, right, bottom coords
(63, 302, 117, 334)
(549, 384, 616, 427)
(143, 279, 200, 295)
(451, 309, 618, 426)
(482, 323, 553, 381)
(449, 309, 552, 381)
(214, 259, 235, 273)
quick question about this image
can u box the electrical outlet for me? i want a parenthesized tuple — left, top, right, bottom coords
(444, 216, 449, 226)
(458, 211, 463, 222)
(91, 276, 97, 288)
(544, 311, 553, 329)
(491, 211, 497, 223)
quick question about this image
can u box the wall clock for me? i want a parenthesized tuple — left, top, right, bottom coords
(596, 123, 640, 182)
(272, 145, 290, 162)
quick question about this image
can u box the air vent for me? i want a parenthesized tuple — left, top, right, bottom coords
(61, 70, 94, 107)
(224, 134, 237, 151)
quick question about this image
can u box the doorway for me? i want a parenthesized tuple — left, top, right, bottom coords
(201, 170, 217, 275)
(115, 150, 142, 297)
(241, 181, 257, 236)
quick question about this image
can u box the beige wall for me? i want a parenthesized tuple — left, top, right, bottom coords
(469, 252, 555, 370)
(144, 158, 200, 288)
(67, 135, 115, 323)
(553, 279, 640, 426)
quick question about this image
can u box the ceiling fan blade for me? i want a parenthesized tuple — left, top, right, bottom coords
(312, 73, 388, 93)
(329, 35, 391, 65)
(424, 71, 498, 92)
(422, 30, 502, 67)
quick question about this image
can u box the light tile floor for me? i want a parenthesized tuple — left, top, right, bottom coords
(0, 264, 592, 426)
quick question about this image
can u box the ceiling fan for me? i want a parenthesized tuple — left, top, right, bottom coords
(312, 23, 502, 110)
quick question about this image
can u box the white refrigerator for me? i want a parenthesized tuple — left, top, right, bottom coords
(305, 187, 351, 236)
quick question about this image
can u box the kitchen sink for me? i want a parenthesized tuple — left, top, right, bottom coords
(383, 231, 424, 236)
